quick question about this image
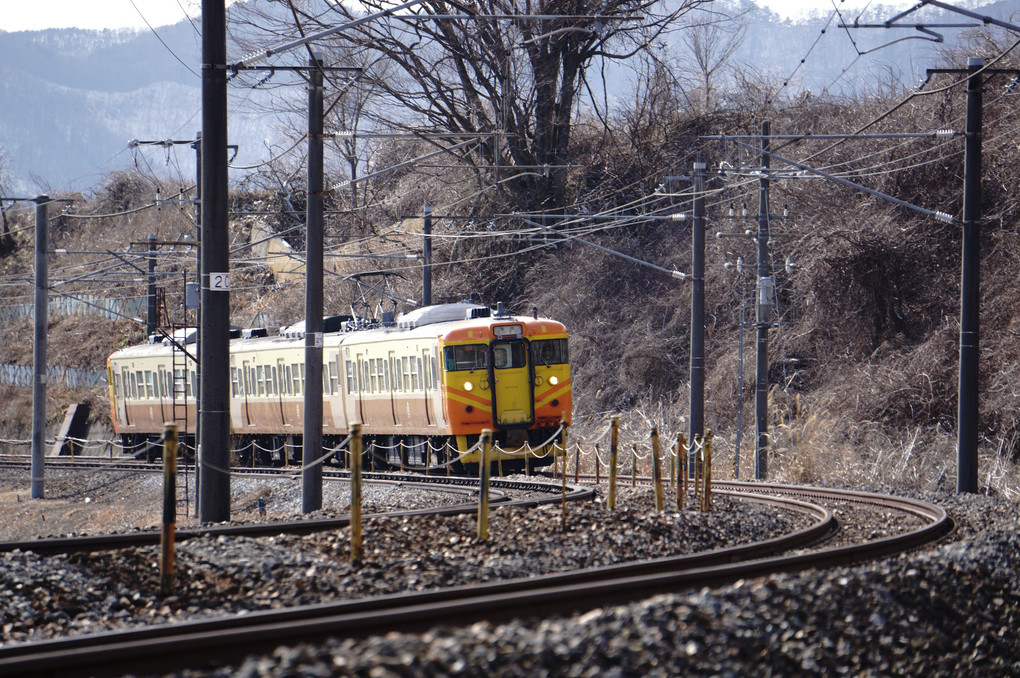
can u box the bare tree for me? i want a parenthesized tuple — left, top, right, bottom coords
(233, 0, 711, 212)
(679, 5, 747, 114)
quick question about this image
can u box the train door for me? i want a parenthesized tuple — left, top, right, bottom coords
(355, 353, 366, 424)
(387, 350, 399, 425)
(114, 366, 130, 426)
(489, 339, 534, 428)
(422, 348, 434, 426)
(241, 360, 254, 427)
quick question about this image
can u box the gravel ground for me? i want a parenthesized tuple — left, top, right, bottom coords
(1, 468, 1018, 676)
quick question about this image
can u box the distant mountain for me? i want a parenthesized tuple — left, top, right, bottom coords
(0, 18, 280, 195)
(1, 0, 1018, 195)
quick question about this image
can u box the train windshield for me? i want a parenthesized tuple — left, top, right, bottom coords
(531, 338, 568, 366)
(444, 344, 489, 371)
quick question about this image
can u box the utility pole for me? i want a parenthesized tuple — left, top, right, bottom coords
(199, 0, 231, 523)
(690, 160, 706, 446)
(958, 57, 983, 493)
(146, 234, 157, 336)
(755, 121, 773, 480)
(31, 196, 49, 499)
(303, 52, 325, 513)
(422, 205, 432, 306)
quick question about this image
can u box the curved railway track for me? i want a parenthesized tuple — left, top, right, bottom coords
(0, 476, 952, 678)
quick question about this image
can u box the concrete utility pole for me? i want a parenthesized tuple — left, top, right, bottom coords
(199, 0, 231, 523)
(423, 205, 432, 306)
(957, 57, 983, 493)
(755, 121, 772, 480)
(690, 161, 706, 445)
(31, 196, 49, 499)
(147, 235, 157, 336)
(303, 52, 326, 514)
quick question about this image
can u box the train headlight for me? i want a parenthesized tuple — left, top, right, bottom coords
(549, 375, 559, 385)
(464, 381, 474, 391)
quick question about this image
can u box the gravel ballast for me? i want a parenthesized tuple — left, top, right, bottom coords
(1, 468, 1018, 676)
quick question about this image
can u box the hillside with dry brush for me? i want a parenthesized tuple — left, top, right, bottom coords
(2, 33, 1020, 495)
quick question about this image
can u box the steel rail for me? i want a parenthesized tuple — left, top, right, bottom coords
(0, 489, 834, 677)
(0, 472, 593, 555)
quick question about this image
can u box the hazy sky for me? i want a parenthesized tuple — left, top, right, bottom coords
(0, 0, 919, 32)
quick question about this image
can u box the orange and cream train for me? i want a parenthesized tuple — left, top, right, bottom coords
(107, 302, 571, 470)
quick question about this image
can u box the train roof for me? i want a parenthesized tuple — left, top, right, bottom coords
(109, 304, 567, 362)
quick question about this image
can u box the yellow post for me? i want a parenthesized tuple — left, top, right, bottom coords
(669, 438, 675, 487)
(160, 423, 178, 597)
(608, 417, 619, 510)
(350, 423, 363, 564)
(478, 430, 492, 541)
(678, 434, 687, 511)
(560, 414, 568, 531)
(632, 445, 638, 488)
(651, 428, 663, 512)
(702, 431, 713, 513)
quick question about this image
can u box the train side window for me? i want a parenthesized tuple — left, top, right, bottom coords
(329, 361, 339, 395)
(291, 363, 300, 395)
(443, 344, 488, 371)
(323, 365, 330, 395)
(369, 360, 378, 393)
(299, 363, 305, 395)
(189, 370, 197, 398)
(256, 365, 265, 396)
(431, 356, 439, 388)
(345, 361, 355, 394)
(384, 356, 391, 391)
(230, 367, 240, 397)
(146, 371, 156, 399)
(409, 357, 419, 391)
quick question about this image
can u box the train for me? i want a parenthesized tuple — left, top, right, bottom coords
(107, 302, 571, 471)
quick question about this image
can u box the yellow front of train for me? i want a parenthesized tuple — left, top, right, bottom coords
(440, 314, 571, 469)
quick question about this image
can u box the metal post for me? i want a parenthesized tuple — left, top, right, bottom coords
(303, 53, 325, 513)
(608, 417, 619, 510)
(651, 428, 663, 512)
(147, 235, 157, 336)
(198, 0, 231, 523)
(755, 121, 772, 480)
(160, 423, 178, 596)
(31, 196, 49, 499)
(735, 303, 744, 480)
(958, 57, 983, 493)
(478, 429, 492, 540)
(423, 205, 432, 307)
(350, 423, 363, 563)
(192, 131, 202, 519)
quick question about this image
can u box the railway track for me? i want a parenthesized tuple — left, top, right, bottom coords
(0, 479, 951, 677)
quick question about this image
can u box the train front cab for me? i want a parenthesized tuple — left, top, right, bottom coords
(441, 318, 570, 470)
